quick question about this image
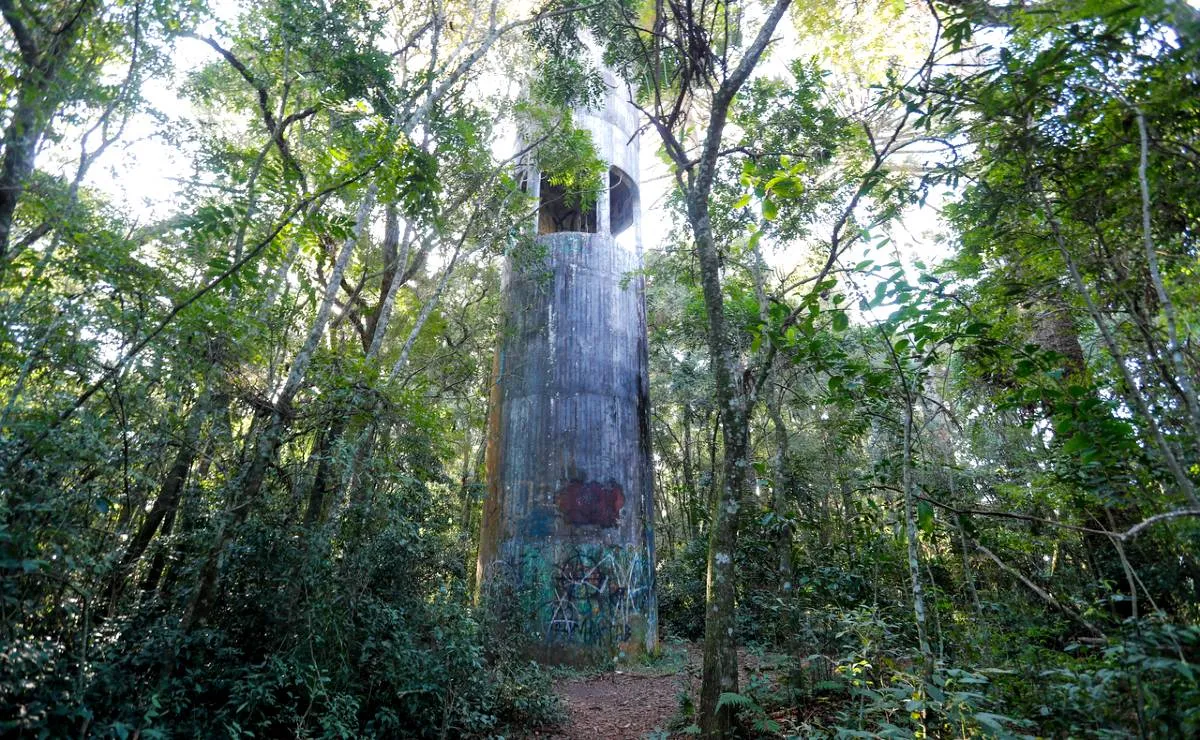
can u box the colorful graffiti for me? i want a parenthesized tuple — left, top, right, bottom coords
(485, 543, 654, 661)
(544, 546, 647, 645)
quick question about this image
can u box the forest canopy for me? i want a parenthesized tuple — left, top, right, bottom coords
(2, 0, 1199, 737)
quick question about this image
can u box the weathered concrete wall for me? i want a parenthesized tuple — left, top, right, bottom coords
(477, 74, 657, 665)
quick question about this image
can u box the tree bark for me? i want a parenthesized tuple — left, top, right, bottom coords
(766, 386, 794, 592)
(664, 2, 793, 732)
(0, 0, 99, 260)
(103, 386, 215, 614)
(688, 190, 755, 736)
(901, 400, 932, 679)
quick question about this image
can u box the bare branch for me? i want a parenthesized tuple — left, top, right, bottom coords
(974, 540, 1105, 638)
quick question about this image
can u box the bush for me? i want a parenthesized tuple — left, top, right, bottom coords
(655, 538, 708, 640)
(1, 496, 562, 738)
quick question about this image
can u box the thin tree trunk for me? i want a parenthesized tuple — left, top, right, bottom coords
(901, 399, 932, 679)
(956, 512, 982, 616)
(707, 410, 720, 514)
(1130, 105, 1200, 454)
(0, 0, 100, 260)
(840, 476, 855, 562)
(159, 389, 228, 601)
(689, 192, 753, 737)
(389, 236, 465, 380)
(104, 385, 214, 614)
(667, 4, 793, 730)
(458, 428, 487, 534)
(184, 187, 376, 631)
(766, 387, 793, 592)
(1036, 180, 1199, 507)
(681, 403, 698, 537)
(303, 412, 349, 526)
(139, 504, 176, 598)
(367, 205, 416, 357)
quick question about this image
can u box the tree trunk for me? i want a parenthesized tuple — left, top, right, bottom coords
(681, 402, 698, 537)
(901, 399, 933, 680)
(637, 3, 792, 731)
(0, 0, 99, 260)
(766, 387, 793, 592)
(688, 194, 752, 737)
(303, 412, 349, 526)
(103, 386, 215, 615)
(840, 476, 855, 562)
(139, 505, 176, 598)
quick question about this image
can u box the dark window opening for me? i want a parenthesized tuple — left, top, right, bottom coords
(538, 177, 597, 234)
(609, 166, 636, 236)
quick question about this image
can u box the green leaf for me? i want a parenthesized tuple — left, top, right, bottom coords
(974, 712, 1016, 732)
(715, 692, 754, 710)
(753, 718, 782, 733)
(768, 176, 805, 198)
(762, 198, 779, 221)
(871, 281, 888, 307)
(732, 193, 751, 209)
(832, 311, 849, 332)
(918, 500, 935, 535)
(1063, 433, 1092, 455)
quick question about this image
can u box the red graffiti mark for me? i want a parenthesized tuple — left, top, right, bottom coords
(556, 480, 624, 527)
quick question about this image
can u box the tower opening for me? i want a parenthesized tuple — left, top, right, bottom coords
(609, 166, 636, 236)
(538, 177, 597, 234)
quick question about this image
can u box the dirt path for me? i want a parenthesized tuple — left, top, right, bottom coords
(531, 644, 699, 739)
(524, 643, 792, 739)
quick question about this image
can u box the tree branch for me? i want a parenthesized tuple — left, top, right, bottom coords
(2, 165, 379, 474)
(0, 0, 39, 65)
(973, 540, 1105, 638)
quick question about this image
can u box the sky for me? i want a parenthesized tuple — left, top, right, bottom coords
(58, 0, 955, 320)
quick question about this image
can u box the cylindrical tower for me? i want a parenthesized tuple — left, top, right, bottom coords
(476, 71, 658, 665)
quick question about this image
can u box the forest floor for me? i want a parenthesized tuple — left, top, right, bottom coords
(528, 641, 698, 739)
(527, 642, 788, 739)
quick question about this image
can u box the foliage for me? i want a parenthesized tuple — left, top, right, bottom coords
(517, 101, 606, 209)
(3, 0, 1200, 738)
(645, 1, 1200, 737)
(0, 0, 558, 735)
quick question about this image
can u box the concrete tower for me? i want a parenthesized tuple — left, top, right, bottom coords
(476, 71, 658, 665)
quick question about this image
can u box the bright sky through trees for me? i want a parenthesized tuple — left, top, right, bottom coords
(4, 1, 1200, 736)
